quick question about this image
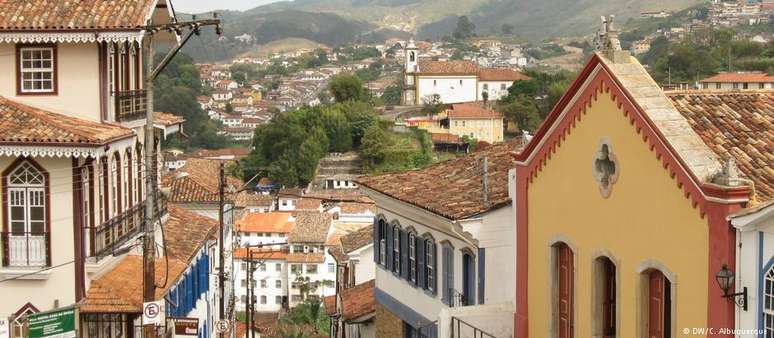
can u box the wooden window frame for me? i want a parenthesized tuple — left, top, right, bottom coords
(409, 232, 417, 283)
(2, 158, 51, 267)
(15, 44, 58, 96)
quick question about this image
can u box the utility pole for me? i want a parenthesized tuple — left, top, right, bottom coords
(140, 15, 221, 338)
(245, 250, 253, 338)
(218, 162, 226, 338)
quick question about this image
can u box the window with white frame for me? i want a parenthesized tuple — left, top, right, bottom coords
(328, 263, 335, 273)
(425, 239, 435, 291)
(765, 266, 774, 337)
(276, 263, 282, 272)
(18, 46, 56, 93)
(276, 280, 282, 288)
(6, 160, 48, 267)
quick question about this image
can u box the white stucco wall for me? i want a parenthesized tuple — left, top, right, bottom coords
(478, 80, 513, 101)
(349, 244, 375, 285)
(734, 208, 774, 337)
(417, 76, 478, 104)
(0, 43, 101, 122)
(0, 156, 76, 316)
(234, 257, 287, 312)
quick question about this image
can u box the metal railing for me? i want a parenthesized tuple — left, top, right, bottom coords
(1, 232, 49, 267)
(91, 196, 167, 258)
(450, 288, 468, 307)
(451, 317, 497, 338)
(115, 90, 147, 122)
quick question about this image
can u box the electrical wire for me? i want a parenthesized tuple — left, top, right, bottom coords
(0, 260, 75, 284)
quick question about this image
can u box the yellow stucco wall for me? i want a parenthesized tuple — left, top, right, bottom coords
(526, 91, 709, 336)
(449, 118, 504, 144)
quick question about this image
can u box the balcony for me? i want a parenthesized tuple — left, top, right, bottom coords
(1, 232, 49, 267)
(91, 197, 167, 259)
(449, 288, 470, 307)
(115, 90, 147, 122)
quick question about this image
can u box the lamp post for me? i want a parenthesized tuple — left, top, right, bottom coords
(715, 264, 748, 311)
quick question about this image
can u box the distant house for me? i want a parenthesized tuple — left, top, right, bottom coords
(402, 40, 530, 105)
(698, 71, 774, 89)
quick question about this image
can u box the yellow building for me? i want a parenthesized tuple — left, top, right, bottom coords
(446, 103, 504, 144)
(512, 50, 754, 338)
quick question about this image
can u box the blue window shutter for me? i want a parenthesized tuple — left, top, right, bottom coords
(373, 221, 379, 263)
(386, 225, 393, 271)
(431, 242, 438, 294)
(417, 237, 425, 289)
(478, 248, 485, 305)
(400, 230, 408, 279)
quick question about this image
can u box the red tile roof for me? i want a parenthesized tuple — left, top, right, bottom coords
(0, 0, 158, 31)
(234, 192, 274, 208)
(154, 112, 185, 126)
(285, 252, 325, 263)
(666, 90, 773, 202)
(289, 212, 332, 243)
(431, 133, 462, 144)
(233, 248, 288, 260)
(80, 256, 188, 313)
(162, 158, 242, 203)
(699, 71, 774, 83)
(447, 103, 503, 120)
(323, 295, 336, 315)
(478, 68, 531, 82)
(340, 225, 373, 253)
(340, 280, 375, 321)
(358, 139, 523, 220)
(417, 60, 479, 75)
(236, 212, 294, 233)
(164, 205, 219, 261)
(0, 97, 133, 146)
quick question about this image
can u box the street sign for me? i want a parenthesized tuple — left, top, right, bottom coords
(172, 318, 199, 336)
(215, 320, 230, 334)
(142, 301, 164, 326)
(28, 307, 76, 338)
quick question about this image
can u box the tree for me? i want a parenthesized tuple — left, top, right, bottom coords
(322, 108, 353, 152)
(453, 16, 476, 40)
(361, 124, 390, 164)
(501, 23, 515, 35)
(328, 74, 365, 103)
(381, 85, 403, 106)
(421, 94, 444, 116)
(225, 102, 233, 113)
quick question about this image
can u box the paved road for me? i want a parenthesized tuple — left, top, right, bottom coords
(377, 105, 421, 121)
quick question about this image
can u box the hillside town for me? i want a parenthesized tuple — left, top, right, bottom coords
(0, 1, 772, 338)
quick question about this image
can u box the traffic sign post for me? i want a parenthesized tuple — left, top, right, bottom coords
(215, 320, 229, 334)
(142, 301, 164, 326)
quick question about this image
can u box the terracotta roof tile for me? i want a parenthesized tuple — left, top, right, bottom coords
(323, 295, 336, 315)
(154, 112, 185, 126)
(285, 252, 325, 263)
(165, 205, 219, 261)
(478, 68, 531, 81)
(233, 248, 288, 260)
(0, 97, 133, 146)
(431, 133, 461, 144)
(340, 280, 375, 321)
(699, 72, 774, 83)
(288, 212, 332, 243)
(417, 60, 478, 75)
(234, 192, 274, 208)
(358, 139, 523, 220)
(80, 256, 188, 313)
(236, 212, 294, 233)
(0, 0, 157, 31)
(666, 90, 773, 202)
(162, 158, 242, 203)
(296, 198, 322, 211)
(447, 103, 503, 119)
(340, 225, 373, 253)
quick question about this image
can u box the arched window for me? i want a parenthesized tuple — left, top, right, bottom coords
(764, 266, 774, 336)
(99, 157, 107, 224)
(409, 51, 415, 62)
(81, 164, 92, 256)
(425, 237, 436, 293)
(136, 145, 143, 203)
(637, 266, 673, 338)
(124, 150, 131, 210)
(377, 219, 387, 265)
(593, 256, 617, 337)
(4, 160, 48, 267)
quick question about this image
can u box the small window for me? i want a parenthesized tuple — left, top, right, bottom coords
(433, 80, 437, 86)
(260, 280, 267, 288)
(393, 226, 401, 273)
(702, 83, 708, 89)
(716, 83, 721, 89)
(307, 264, 318, 274)
(500, 83, 507, 90)
(425, 239, 435, 291)
(275, 280, 282, 288)
(483, 84, 488, 90)
(275, 296, 282, 304)
(328, 263, 335, 273)
(459, 80, 463, 86)
(760, 83, 765, 89)
(18, 45, 57, 94)
(743, 82, 748, 89)
(259, 263, 266, 272)
(260, 295, 267, 304)
(275, 263, 282, 272)
(733, 83, 739, 89)
(409, 233, 417, 282)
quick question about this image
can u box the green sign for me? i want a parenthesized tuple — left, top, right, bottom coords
(28, 308, 76, 338)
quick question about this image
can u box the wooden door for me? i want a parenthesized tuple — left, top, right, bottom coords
(602, 260, 616, 337)
(556, 243, 574, 338)
(648, 270, 665, 338)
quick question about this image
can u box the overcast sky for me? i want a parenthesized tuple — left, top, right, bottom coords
(173, 0, 283, 13)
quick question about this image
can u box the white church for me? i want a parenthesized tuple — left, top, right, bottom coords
(402, 40, 530, 105)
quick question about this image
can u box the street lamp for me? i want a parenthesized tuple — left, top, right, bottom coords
(715, 264, 747, 311)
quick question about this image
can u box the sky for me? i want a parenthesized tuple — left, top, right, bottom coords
(173, 0, 283, 13)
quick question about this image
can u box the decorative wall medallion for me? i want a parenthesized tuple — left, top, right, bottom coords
(592, 138, 619, 198)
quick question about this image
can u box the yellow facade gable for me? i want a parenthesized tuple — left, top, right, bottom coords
(525, 89, 710, 337)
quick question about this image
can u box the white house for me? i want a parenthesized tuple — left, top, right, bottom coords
(0, 1, 186, 336)
(402, 40, 529, 106)
(233, 248, 289, 313)
(287, 212, 337, 307)
(698, 71, 774, 90)
(358, 140, 522, 338)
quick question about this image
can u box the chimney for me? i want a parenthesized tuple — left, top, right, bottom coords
(483, 157, 489, 204)
(594, 15, 631, 63)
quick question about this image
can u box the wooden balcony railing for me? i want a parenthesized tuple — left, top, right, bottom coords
(451, 317, 497, 338)
(91, 197, 167, 259)
(115, 90, 147, 122)
(1, 232, 49, 267)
